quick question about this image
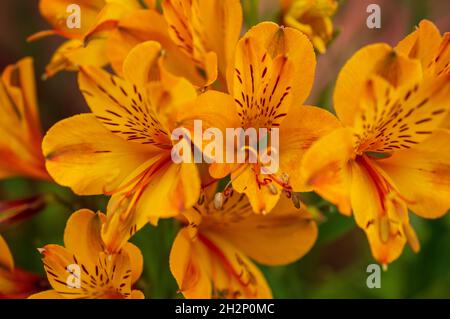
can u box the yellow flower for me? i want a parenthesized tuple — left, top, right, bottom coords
(301, 25, 450, 264)
(1, 235, 44, 298)
(170, 191, 317, 298)
(280, 0, 338, 53)
(106, 0, 242, 88)
(29, 209, 144, 299)
(177, 22, 340, 214)
(42, 41, 201, 252)
(33, 0, 152, 78)
(0, 58, 49, 181)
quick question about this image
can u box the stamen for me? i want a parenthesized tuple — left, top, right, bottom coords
(291, 192, 301, 209)
(214, 192, 224, 210)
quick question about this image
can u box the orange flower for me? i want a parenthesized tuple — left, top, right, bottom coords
(176, 22, 340, 214)
(301, 21, 450, 265)
(170, 191, 317, 298)
(0, 58, 49, 181)
(29, 209, 144, 299)
(106, 0, 242, 88)
(43, 41, 201, 252)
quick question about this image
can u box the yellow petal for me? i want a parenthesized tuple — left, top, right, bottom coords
(162, 0, 219, 86)
(364, 219, 407, 265)
(137, 162, 201, 219)
(354, 73, 450, 153)
(176, 90, 241, 157)
(123, 242, 143, 284)
(194, 0, 243, 83)
(232, 35, 294, 128)
(78, 66, 172, 148)
(334, 44, 423, 126)
(169, 228, 212, 298)
(40, 244, 136, 299)
(43, 114, 156, 195)
(279, 105, 341, 191)
(349, 160, 385, 229)
(377, 129, 450, 218)
(38, 0, 104, 38)
(28, 289, 63, 299)
(129, 290, 145, 299)
(199, 232, 273, 298)
(232, 164, 281, 214)
(170, 228, 272, 299)
(122, 41, 198, 123)
(122, 41, 163, 87)
(301, 128, 355, 215)
(396, 20, 442, 77)
(233, 22, 316, 106)
(106, 9, 210, 87)
(209, 194, 318, 265)
(63, 209, 105, 265)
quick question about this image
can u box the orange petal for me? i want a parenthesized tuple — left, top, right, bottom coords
(279, 105, 341, 191)
(208, 194, 318, 266)
(43, 114, 156, 195)
(63, 209, 105, 264)
(377, 129, 450, 219)
(334, 44, 422, 126)
(301, 128, 355, 215)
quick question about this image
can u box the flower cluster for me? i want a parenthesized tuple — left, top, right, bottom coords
(0, 1, 448, 299)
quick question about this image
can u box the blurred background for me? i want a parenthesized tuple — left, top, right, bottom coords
(0, 0, 449, 298)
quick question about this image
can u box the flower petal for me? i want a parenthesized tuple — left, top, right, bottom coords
(123, 243, 143, 285)
(43, 114, 156, 195)
(334, 44, 422, 126)
(28, 289, 62, 299)
(301, 128, 355, 215)
(63, 209, 105, 265)
(170, 228, 211, 299)
(106, 9, 210, 87)
(170, 228, 272, 299)
(377, 129, 450, 218)
(232, 164, 281, 214)
(137, 162, 201, 219)
(234, 22, 316, 106)
(209, 195, 318, 265)
(78, 65, 172, 148)
(279, 105, 341, 191)
(396, 20, 442, 77)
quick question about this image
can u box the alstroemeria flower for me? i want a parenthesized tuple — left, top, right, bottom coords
(43, 41, 200, 252)
(301, 38, 450, 264)
(280, 0, 338, 53)
(29, 209, 144, 299)
(177, 22, 340, 214)
(32, 0, 154, 78)
(0, 58, 49, 181)
(1, 235, 44, 299)
(106, 0, 242, 87)
(170, 191, 317, 298)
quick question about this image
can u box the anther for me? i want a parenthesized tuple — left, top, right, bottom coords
(213, 192, 224, 210)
